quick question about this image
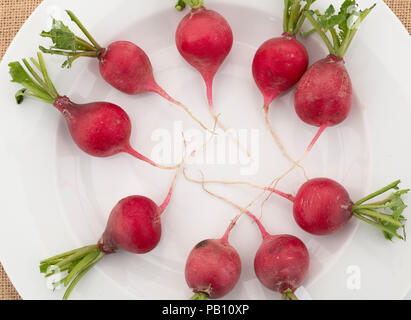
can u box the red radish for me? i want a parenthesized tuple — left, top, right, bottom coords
(281, 1, 376, 178)
(175, 1, 250, 157)
(9, 53, 177, 169)
(39, 10, 212, 133)
(293, 178, 353, 235)
(175, 1, 232, 112)
(185, 216, 241, 300)
(39, 166, 181, 299)
(193, 175, 408, 239)
(252, 225, 309, 298)
(292, 178, 408, 238)
(252, 0, 313, 166)
(184, 177, 310, 300)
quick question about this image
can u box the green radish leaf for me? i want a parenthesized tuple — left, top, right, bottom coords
(354, 188, 409, 241)
(15, 89, 26, 104)
(309, 1, 374, 42)
(381, 189, 409, 240)
(175, 0, 186, 11)
(41, 19, 87, 52)
(40, 263, 51, 274)
(9, 62, 33, 84)
(338, 1, 357, 42)
(9, 57, 57, 104)
(304, 0, 375, 57)
(325, 5, 335, 17)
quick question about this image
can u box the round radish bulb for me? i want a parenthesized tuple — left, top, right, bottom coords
(293, 178, 353, 235)
(99, 196, 162, 254)
(182, 172, 311, 300)
(253, 36, 308, 107)
(242, 210, 309, 300)
(9, 53, 177, 169)
(267, 178, 408, 240)
(293, 2, 377, 133)
(54, 96, 132, 158)
(185, 238, 241, 300)
(187, 175, 408, 240)
(174, 1, 252, 157)
(39, 10, 212, 132)
(254, 234, 309, 295)
(272, 2, 377, 183)
(294, 55, 352, 127)
(295, 3, 375, 145)
(251, 1, 313, 167)
(39, 168, 180, 299)
(98, 41, 159, 95)
(175, 2, 233, 109)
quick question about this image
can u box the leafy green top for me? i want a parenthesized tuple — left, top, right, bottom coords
(283, 0, 316, 35)
(9, 52, 59, 105)
(175, 0, 204, 11)
(304, 0, 376, 58)
(40, 10, 101, 68)
(352, 180, 409, 241)
(40, 244, 104, 300)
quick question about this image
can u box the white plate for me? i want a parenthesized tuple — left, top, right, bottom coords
(0, 0, 410, 300)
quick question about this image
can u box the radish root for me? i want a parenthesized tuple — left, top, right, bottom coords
(183, 169, 274, 236)
(188, 171, 269, 238)
(153, 84, 217, 135)
(182, 170, 295, 202)
(264, 103, 309, 180)
(209, 106, 253, 160)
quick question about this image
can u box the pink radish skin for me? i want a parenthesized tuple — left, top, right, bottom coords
(9, 53, 175, 169)
(40, 167, 180, 299)
(198, 176, 407, 239)
(245, 212, 309, 298)
(98, 41, 179, 105)
(99, 172, 178, 254)
(254, 234, 310, 294)
(251, 0, 315, 169)
(185, 237, 241, 299)
(260, 178, 354, 236)
(98, 41, 161, 95)
(293, 178, 353, 235)
(294, 55, 352, 127)
(268, 177, 405, 239)
(175, 3, 251, 158)
(53, 96, 172, 169)
(99, 196, 163, 254)
(182, 172, 310, 299)
(40, 12, 212, 132)
(253, 34, 309, 108)
(270, 2, 376, 183)
(176, 6, 233, 109)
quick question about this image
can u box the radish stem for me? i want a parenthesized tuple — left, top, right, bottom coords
(282, 289, 299, 300)
(40, 245, 105, 300)
(303, 2, 376, 58)
(176, 0, 204, 10)
(66, 10, 102, 50)
(283, 0, 315, 35)
(354, 180, 401, 206)
(190, 292, 208, 300)
(352, 180, 408, 240)
(9, 53, 59, 104)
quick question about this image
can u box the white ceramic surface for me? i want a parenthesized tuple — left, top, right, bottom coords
(0, 0, 410, 299)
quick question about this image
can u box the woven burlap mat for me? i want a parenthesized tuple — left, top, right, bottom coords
(0, 0, 410, 301)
